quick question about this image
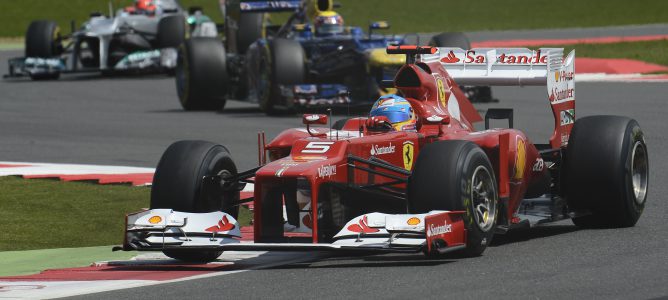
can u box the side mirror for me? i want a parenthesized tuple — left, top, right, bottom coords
(425, 115, 450, 136)
(366, 116, 394, 131)
(303, 114, 328, 125)
(303, 114, 329, 137)
(370, 21, 390, 30)
(292, 23, 307, 32)
(425, 115, 450, 125)
(368, 21, 390, 40)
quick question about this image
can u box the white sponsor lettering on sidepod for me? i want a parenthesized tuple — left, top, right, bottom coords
(427, 221, 452, 237)
(317, 164, 336, 178)
(370, 143, 395, 156)
(532, 158, 544, 172)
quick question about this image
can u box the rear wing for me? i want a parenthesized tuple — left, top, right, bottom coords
(417, 47, 576, 148)
(238, 0, 302, 13)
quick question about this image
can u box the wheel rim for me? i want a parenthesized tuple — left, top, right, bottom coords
(631, 141, 648, 205)
(470, 165, 496, 232)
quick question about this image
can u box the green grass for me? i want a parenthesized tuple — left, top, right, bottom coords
(540, 39, 668, 67)
(0, 176, 252, 251)
(336, 0, 668, 33)
(1, 0, 668, 37)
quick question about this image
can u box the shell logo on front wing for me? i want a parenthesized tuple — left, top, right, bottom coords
(406, 217, 420, 226)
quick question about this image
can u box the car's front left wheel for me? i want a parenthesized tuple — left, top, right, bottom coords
(151, 140, 240, 262)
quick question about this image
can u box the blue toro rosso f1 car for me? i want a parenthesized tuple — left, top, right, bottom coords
(175, 0, 495, 114)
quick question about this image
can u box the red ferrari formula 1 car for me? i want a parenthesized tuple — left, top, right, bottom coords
(118, 45, 649, 262)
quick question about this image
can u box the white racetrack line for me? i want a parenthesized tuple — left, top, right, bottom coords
(0, 161, 155, 176)
(0, 251, 326, 299)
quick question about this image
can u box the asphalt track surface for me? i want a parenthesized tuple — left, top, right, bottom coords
(1, 25, 667, 299)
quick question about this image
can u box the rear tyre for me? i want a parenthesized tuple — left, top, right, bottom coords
(157, 15, 186, 48)
(429, 32, 495, 103)
(151, 140, 240, 262)
(257, 38, 305, 114)
(428, 32, 470, 49)
(236, 13, 264, 54)
(176, 38, 228, 110)
(408, 140, 498, 257)
(565, 116, 648, 228)
(25, 20, 62, 57)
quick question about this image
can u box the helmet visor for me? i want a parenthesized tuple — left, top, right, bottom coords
(372, 109, 411, 124)
(317, 23, 343, 34)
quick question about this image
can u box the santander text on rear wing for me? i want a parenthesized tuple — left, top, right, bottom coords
(419, 47, 575, 148)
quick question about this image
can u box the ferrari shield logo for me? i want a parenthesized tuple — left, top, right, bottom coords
(403, 141, 415, 170)
(436, 78, 447, 107)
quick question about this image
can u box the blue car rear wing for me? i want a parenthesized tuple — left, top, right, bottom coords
(239, 0, 302, 13)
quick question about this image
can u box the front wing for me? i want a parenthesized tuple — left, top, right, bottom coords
(120, 209, 466, 255)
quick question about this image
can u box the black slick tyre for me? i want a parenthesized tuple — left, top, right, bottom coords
(25, 20, 62, 80)
(236, 13, 264, 54)
(565, 116, 648, 228)
(151, 140, 240, 262)
(157, 15, 186, 48)
(25, 20, 62, 58)
(175, 38, 228, 110)
(257, 38, 305, 114)
(408, 140, 498, 257)
(428, 32, 470, 49)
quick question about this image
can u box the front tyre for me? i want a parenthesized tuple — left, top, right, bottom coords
(25, 20, 62, 58)
(151, 140, 239, 262)
(157, 15, 186, 48)
(565, 116, 648, 227)
(176, 38, 228, 111)
(408, 140, 498, 256)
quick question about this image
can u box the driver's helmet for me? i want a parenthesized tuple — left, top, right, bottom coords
(314, 11, 344, 35)
(369, 94, 417, 131)
(135, 0, 156, 14)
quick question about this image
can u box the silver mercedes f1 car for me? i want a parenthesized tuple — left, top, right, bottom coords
(5, 0, 218, 80)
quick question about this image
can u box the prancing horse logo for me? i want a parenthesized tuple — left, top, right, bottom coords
(403, 141, 415, 171)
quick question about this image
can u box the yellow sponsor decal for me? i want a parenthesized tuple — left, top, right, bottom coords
(407, 217, 420, 225)
(437, 78, 447, 107)
(403, 141, 414, 171)
(148, 216, 162, 224)
(367, 48, 405, 67)
(555, 71, 560, 82)
(514, 138, 526, 180)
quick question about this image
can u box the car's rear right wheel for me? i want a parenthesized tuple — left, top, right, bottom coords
(565, 116, 648, 228)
